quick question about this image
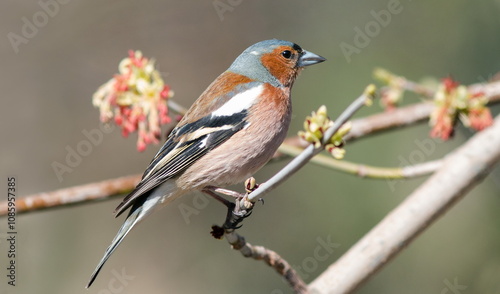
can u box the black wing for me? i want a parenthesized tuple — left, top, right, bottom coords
(114, 110, 248, 217)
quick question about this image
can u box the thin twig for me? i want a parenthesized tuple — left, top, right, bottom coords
(207, 186, 307, 293)
(401, 159, 442, 178)
(308, 114, 500, 294)
(278, 143, 442, 179)
(224, 230, 309, 294)
(400, 79, 435, 98)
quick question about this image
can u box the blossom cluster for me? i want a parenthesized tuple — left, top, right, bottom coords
(374, 68, 493, 140)
(429, 77, 493, 140)
(93, 50, 174, 151)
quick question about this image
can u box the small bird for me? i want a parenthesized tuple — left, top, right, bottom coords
(86, 39, 325, 287)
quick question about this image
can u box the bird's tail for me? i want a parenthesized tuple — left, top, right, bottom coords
(85, 188, 174, 288)
(86, 179, 183, 288)
(85, 195, 159, 288)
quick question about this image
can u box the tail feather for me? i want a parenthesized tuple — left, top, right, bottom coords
(86, 180, 182, 288)
(86, 197, 156, 288)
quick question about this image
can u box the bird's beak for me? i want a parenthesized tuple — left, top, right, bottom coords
(298, 50, 326, 67)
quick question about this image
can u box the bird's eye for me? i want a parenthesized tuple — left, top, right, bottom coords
(281, 50, 292, 59)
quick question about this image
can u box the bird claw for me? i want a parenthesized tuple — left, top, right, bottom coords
(208, 188, 256, 237)
(222, 208, 252, 230)
(219, 198, 254, 231)
(242, 209, 253, 218)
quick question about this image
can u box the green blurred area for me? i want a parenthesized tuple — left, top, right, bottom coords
(1, 1, 499, 293)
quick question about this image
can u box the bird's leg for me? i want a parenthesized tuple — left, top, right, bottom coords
(202, 187, 234, 208)
(205, 181, 262, 238)
(202, 186, 252, 225)
(202, 185, 255, 218)
(211, 197, 246, 239)
(220, 178, 262, 231)
(204, 186, 243, 200)
(216, 200, 253, 234)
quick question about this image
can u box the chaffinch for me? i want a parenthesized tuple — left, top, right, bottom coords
(86, 39, 325, 287)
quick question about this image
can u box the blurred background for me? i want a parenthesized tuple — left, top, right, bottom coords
(1, 1, 500, 293)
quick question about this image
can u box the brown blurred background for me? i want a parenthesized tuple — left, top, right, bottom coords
(1, 1, 500, 293)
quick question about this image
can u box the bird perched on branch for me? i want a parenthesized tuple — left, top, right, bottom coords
(86, 39, 325, 287)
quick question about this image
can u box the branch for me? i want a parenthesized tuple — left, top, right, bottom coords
(0, 175, 141, 216)
(286, 79, 500, 147)
(345, 102, 433, 142)
(205, 192, 308, 294)
(278, 143, 442, 179)
(223, 230, 309, 294)
(308, 114, 500, 294)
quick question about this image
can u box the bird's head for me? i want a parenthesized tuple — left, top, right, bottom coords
(228, 39, 326, 88)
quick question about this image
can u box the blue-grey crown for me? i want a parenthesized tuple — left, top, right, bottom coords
(228, 39, 301, 87)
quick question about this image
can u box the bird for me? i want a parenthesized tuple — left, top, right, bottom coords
(86, 39, 325, 288)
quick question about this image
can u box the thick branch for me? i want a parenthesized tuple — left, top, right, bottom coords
(308, 114, 500, 294)
(0, 175, 141, 216)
